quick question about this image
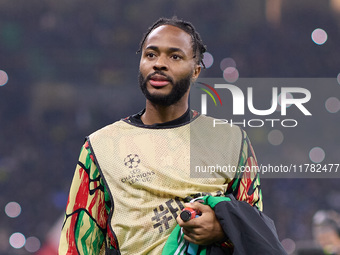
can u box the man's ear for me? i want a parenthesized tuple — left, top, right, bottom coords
(192, 64, 201, 82)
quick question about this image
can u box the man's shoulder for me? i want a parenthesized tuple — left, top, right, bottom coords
(190, 115, 244, 147)
(88, 119, 132, 139)
(193, 114, 242, 132)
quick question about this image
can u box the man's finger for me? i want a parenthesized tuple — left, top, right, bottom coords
(184, 202, 212, 213)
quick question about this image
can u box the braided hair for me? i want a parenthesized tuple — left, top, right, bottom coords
(137, 17, 207, 68)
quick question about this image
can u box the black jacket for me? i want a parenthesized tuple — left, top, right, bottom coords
(207, 194, 287, 255)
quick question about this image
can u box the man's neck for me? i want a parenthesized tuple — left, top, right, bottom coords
(141, 100, 189, 125)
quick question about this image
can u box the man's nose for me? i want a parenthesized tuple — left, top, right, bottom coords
(153, 55, 168, 71)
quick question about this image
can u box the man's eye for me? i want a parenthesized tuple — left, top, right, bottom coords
(171, 55, 182, 60)
(146, 53, 156, 58)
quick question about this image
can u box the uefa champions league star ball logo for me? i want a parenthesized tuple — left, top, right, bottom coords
(121, 154, 155, 185)
(124, 154, 141, 169)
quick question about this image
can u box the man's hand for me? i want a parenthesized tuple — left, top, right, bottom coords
(176, 202, 226, 245)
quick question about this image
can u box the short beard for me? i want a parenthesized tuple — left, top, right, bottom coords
(138, 71, 192, 106)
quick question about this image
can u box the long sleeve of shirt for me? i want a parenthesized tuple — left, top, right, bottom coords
(59, 141, 116, 255)
(226, 129, 263, 212)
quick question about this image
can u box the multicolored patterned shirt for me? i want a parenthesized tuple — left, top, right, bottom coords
(59, 112, 262, 255)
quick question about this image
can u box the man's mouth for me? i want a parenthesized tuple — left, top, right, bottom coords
(148, 74, 171, 87)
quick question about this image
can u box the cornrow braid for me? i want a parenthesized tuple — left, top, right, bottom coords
(137, 17, 207, 68)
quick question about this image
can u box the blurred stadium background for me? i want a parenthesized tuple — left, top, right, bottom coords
(0, 0, 340, 254)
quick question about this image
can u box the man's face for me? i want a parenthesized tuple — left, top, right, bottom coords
(139, 25, 201, 106)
